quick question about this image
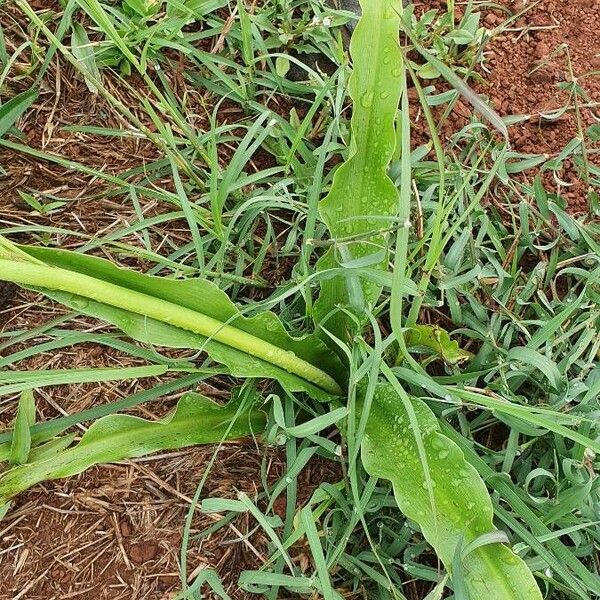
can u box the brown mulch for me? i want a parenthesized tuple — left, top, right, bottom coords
(0, 445, 272, 600)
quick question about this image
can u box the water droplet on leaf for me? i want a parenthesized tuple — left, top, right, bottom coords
(361, 91, 374, 108)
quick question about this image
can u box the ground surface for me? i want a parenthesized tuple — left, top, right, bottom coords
(0, 0, 598, 599)
(478, 0, 600, 213)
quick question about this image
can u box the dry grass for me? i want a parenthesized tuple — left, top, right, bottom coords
(0, 444, 278, 599)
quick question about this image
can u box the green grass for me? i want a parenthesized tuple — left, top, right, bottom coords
(0, 0, 599, 598)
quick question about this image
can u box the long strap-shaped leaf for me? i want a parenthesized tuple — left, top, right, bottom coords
(0, 392, 265, 503)
(0, 243, 343, 398)
(314, 0, 403, 342)
(311, 1, 542, 597)
(362, 383, 543, 600)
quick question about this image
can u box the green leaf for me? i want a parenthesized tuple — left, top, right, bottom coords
(417, 61, 441, 79)
(71, 23, 101, 93)
(300, 505, 335, 600)
(0, 392, 265, 503)
(405, 324, 473, 365)
(314, 0, 404, 342)
(9, 389, 36, 466)
(275, 56, 290, 77)
(0, 244, 344, 399)
(505, 347, 562, 390)
(446, 29, 476, 45)
(586, 123, 600, 142)
(361, 382, 543, 600)
(0, 88, 38, 139)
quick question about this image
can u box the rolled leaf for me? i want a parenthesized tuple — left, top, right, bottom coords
(361, 382, 543, 600)
(0, 244, 344, 399)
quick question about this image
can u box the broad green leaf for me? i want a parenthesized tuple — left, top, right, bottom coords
(361, 383, 543, 600)
(314, 0, 403, 342)
(0, 392, 264, 504)
(0, 88, 38, 138)
(0, 244, 344, 399)
(405, 324, 473, 365)
(9, 389, 36, 465)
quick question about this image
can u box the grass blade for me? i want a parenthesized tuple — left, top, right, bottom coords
(0, 87, 38, 138)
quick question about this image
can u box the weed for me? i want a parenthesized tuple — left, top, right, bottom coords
(0, 0, 598, 598)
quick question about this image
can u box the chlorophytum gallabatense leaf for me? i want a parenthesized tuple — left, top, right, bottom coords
(313, 0, 404, 343)
(0, 392, 264, 503)
(361, 383, 543, 600)
(0, 241, 344, 399)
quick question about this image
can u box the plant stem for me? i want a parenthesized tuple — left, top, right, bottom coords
(0, 260, 343, 396)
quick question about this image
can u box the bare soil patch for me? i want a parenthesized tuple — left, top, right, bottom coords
(482, 0, 600, 213)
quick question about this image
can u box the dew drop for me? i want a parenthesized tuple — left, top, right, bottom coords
(70, 296, 89, 309)
(361, 91, 374, 108)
